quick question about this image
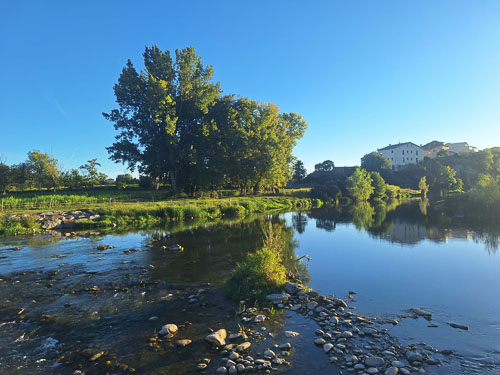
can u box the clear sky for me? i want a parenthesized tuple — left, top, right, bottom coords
(1, 1, 499, 177)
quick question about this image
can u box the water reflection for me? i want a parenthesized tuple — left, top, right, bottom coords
(307, 200, 500, 252)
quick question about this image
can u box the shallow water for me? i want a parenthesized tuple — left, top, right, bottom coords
(0, 202, 499, 374)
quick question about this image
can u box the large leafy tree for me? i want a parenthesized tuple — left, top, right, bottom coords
(314, 160, 334, 172)
(346, 168, 374, 201)
(104, 46, 221, 193)
(361, 152, 392, 172)
(208, 97, 307, 194)
(369, 171, 386, 199)
(26, 151, 60, 190)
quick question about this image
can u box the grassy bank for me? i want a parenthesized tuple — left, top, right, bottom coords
(0, 196, 320, 236)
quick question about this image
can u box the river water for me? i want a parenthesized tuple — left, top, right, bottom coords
(0, 201, 498, 374)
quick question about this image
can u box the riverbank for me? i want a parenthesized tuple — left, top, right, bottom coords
(0, 196, 321, 236)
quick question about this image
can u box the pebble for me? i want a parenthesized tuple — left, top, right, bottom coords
(159, 323, 178, 336)
(175, 339, 191, 347)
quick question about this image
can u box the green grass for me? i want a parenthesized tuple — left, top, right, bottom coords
(0, 196, 319, 235)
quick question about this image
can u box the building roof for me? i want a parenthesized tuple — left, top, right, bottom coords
(377, 142, 421, 151)
(422, 140, 447, 150)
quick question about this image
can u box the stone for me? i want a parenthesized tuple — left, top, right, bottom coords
(254, 315, 266, 323)
(425, 357, 441, 365)
(354, 364, 365, 370)
(266, 292, 290, 304)
(159, 324, 178, 336)
(365, 356, 385, 367)
(406, 351, 423, 363)
(391, 361, 405, 368)
(323, 343, 334, 353)
(196, 363, 207, 371)
(449, 322, 468, 330)
(346, 355, 358, 362)
(290, 305, 302, 311)
(264, 349, 275, 358)
(341, 331, 353, 338)
(408, 308, 432, 320)
(399, 369, 410, 375)
(206, 329, 227, 346)
(279, 343, 291, 350)
(284, 331, 299, 338)
(314, 338, 326, 345)
(385, 367, 399, 375)
(216, 367, 227, 374)
(367, 368, 379, 374)
(236, 364, 245, 372)
(228, 365, 237, 374)
(229, 352, 239, 360)
(235, 342, 251, 351)
(175, 339, 191, 347)
(307, 301, 318, 310)
(284, 282, 303, 295)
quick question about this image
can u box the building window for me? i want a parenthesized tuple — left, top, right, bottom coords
(416, 157, 419, 162)
(403, 157, 405, 162)
(416, 151, 418, 155)
(391, 150, 393, 153)
(402, 150, 404, 155)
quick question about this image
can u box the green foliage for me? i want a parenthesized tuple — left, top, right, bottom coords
(80, 159, 107, 188)
(26, 150, 60, 190)
(385, 185, 400, 199)
(0, 216, 41, 236)
(138, 175, 154, 189)
(419, 176, 429, 198)
(361, 152, 392, 172)
(293, 160, 307, 181)
(314, 160, 334, 173)
(104, 46, 307, 195)
(369, 171, 386, 199)
(310, 183, 342, 202)
(346, 168, 374, 201)
(225, 224, 289, 302)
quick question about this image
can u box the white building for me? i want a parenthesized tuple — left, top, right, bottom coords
(446, 142, 478, 155)
(377, 142, 424, 170)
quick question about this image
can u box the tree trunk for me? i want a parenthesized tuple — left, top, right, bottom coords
(170, 170, 177, 193)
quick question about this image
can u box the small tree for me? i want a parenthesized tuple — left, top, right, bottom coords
(293, 160, 307, 181)
(80, 159, 107, 188)
(62, 169, 86, 190)
(0, 163, 11, 193)
(419, 176, 429, 198)
(346, 168, 374, 201)
(370, 171, 386, 199)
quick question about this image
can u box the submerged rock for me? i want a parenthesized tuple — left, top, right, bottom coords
(176, 339, 192, 347)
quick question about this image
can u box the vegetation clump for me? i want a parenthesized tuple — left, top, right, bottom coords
(225, 223, 302, 303)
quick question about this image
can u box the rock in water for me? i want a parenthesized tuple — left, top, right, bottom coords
(159, 324, 178, 336)
(284, 331, 300, 338)
(284, 282, 303, 295)
(235, 342, 251, 351)
(365, 356, 385, 367)
(176, 339, 192, 347)
(206, 329, 227, 346)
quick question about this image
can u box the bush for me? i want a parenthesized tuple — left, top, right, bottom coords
(139, 175, 154, 189)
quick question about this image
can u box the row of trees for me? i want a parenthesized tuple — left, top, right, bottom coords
(104, 46, 307, 195)
(360, 149, 500, 195)
(0, 153, 110, 192)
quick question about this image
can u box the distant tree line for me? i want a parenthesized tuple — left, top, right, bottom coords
(103, 46, 307, 196)
(290, 147, 500, 202)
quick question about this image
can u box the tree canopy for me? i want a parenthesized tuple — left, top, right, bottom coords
(104, 46, 307, 194)
(361, 152, 392, 172)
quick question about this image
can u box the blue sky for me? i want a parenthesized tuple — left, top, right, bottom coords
(1, 1, 499, 177)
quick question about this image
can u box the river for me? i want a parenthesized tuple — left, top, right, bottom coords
(0, 200, 498, 374)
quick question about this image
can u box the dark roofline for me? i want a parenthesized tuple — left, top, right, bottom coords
(377, 142, 421, 151)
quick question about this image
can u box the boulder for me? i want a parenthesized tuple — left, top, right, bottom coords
(159, 324, 178, 336)
(206, 329, 227, 346)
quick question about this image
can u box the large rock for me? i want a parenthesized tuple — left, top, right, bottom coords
(206, 329, 227, 346)
(406, 351, 423, 363)
(284, 282, 303, 295)
(235, 342, 251, 351)
(365, 356, 385, 367)
(159, 324, 178, 336)
(266, 292, 290, 304)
